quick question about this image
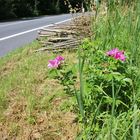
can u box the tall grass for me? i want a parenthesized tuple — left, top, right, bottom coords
(76, 0, 140, 139)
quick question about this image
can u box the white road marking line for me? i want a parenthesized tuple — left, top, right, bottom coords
(0, 18, 72, 42)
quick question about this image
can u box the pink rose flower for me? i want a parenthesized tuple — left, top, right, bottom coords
(114, 51, 126, 61)
(106, 48, 126, 62)
(48, 59, 60, 68)
(48, 56, 65, 69)
(55, 56, 65, 61)
(106, 48, 119, 56)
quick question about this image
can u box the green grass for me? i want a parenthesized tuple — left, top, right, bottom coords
(75, 1, 140, 139)
(0, 1, 140, 139)
(0, 41, 80, 139)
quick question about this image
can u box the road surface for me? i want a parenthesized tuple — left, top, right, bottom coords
(0, 14, 74, 57)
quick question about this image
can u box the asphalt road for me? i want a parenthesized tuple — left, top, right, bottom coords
(0, 14, 74, 57)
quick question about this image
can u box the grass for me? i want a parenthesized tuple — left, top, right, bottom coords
(0, 41, 80, 139)
(75, 1, 140, 139)
(0, 1, 140, 139)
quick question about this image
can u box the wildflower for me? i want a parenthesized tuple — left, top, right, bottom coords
(114, 51, 126, 61)
(55, 56, 65, 61)
(48, 59, 60, 68)
(106, 48, 119, 56)
(48, 56, 65, 69)
(106, 48, 126, 61)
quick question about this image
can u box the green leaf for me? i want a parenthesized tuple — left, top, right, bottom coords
(123, 78, 133, 85)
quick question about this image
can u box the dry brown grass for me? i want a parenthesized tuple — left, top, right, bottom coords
(0, 102, 79, 140)
(0, 42, 80, 140)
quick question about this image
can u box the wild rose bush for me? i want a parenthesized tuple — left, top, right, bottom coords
(48, 42, 137, 118)
(84, 47, 131, 114)
(77, 40, 135, 117)
(47, 55, 65, 79)
(47, 40, 140, 139)
(48, 55, 77, 95)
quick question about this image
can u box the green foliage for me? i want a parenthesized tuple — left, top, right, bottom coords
(81, 42, 133, 113)
(81, 2, 140, 139)
(48, 63, 77, 96)
(0, 0, 15, 19)
(53, 1, 140, 139)
(59, 69, 77, 95)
